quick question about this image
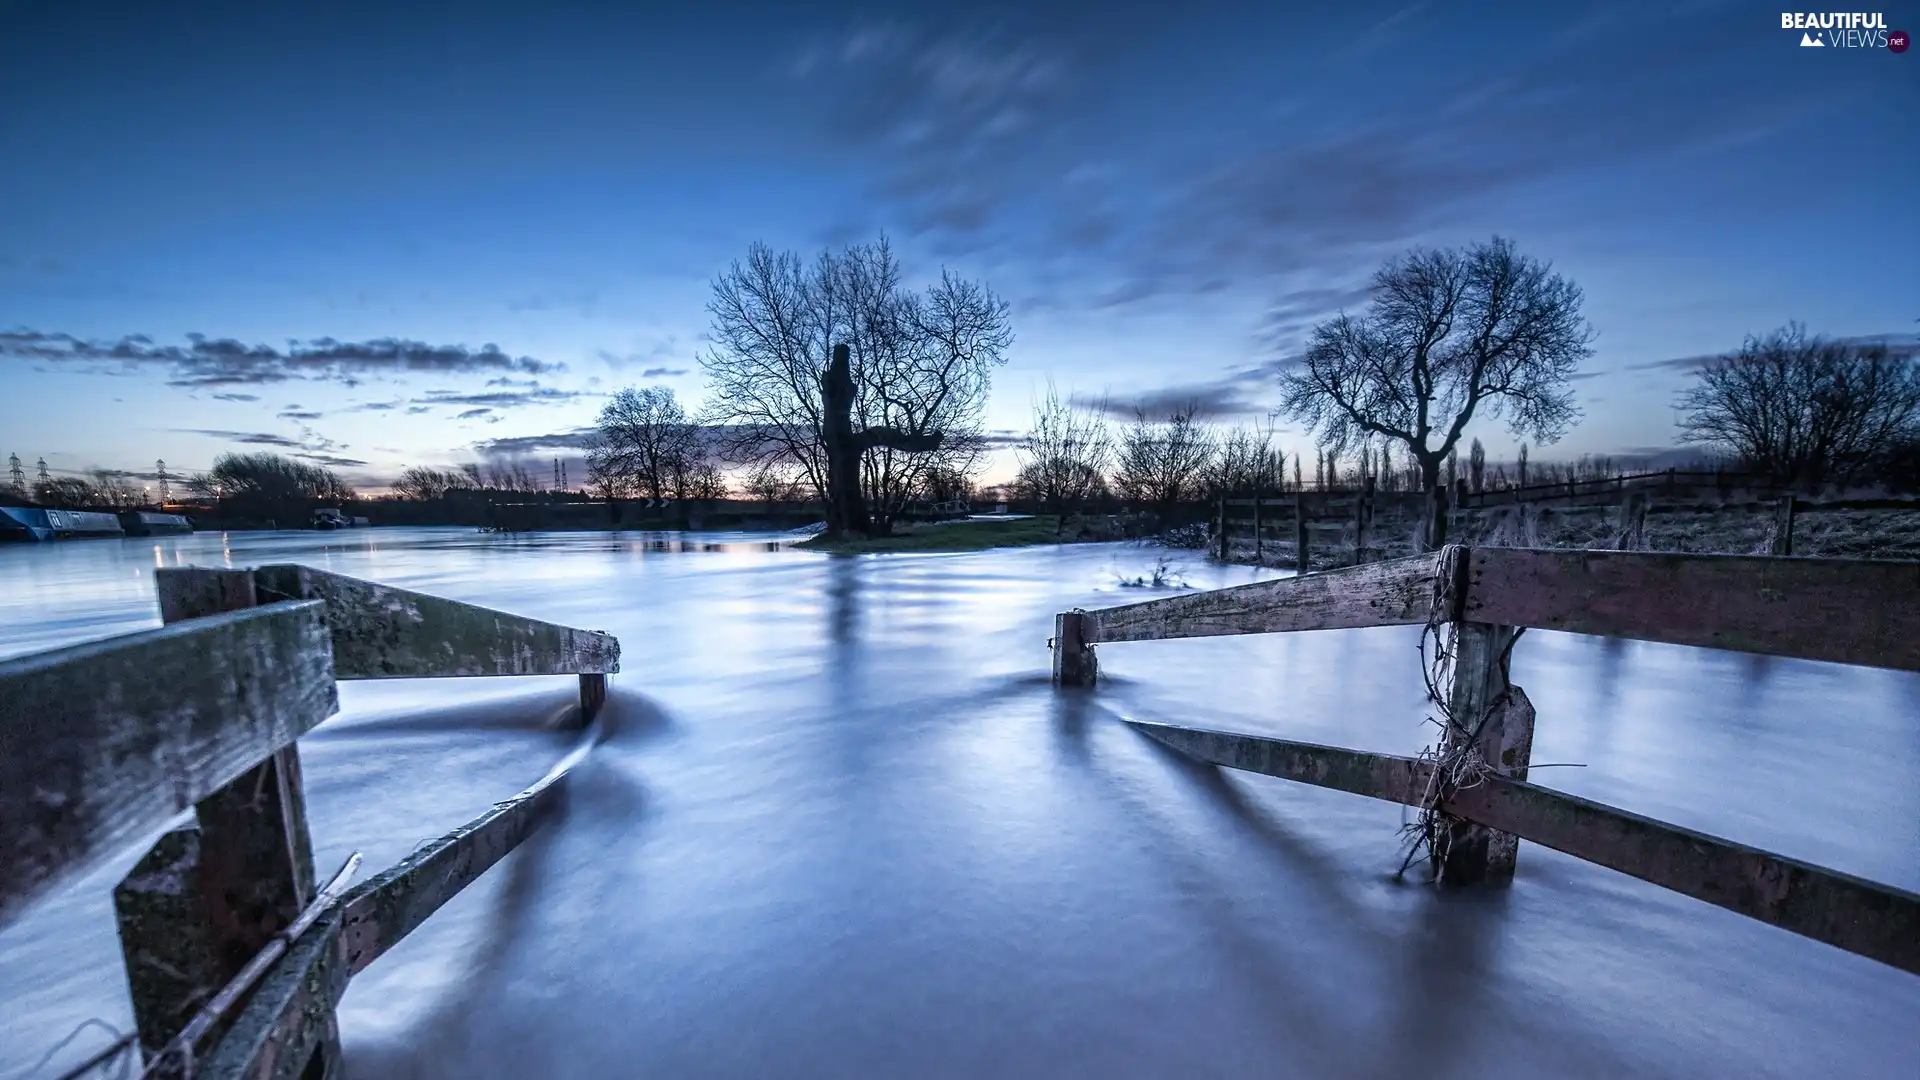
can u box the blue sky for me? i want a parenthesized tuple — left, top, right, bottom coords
(1, 0, 1915, 490)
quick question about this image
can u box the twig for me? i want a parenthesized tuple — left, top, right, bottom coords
(14, 1020, 135, 1080)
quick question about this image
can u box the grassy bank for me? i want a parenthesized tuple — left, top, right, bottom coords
(794, 516, 1083, 554)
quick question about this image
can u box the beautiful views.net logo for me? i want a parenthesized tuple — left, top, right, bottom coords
(1781, 11, 1909, 49)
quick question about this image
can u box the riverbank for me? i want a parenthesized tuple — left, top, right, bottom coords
(1220, 499, 1920, 570)
(794, 516, 1069, 554)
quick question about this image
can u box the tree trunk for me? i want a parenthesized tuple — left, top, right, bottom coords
(1418, 458, 1449, 552)
(821, 344, 870, 537)
(820, 342, 944, 538)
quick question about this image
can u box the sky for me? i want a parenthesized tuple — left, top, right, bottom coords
(1, 0, 1915, 492)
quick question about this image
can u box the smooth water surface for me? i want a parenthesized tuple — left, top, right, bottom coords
(2, 527, 1917, 1079)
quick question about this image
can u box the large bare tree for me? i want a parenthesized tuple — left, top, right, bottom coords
(1278, 236, 1594, 548)
(700, 236, 1012, 536)
(591, 386, 699, 501)
(1677, 324, 1920, 491)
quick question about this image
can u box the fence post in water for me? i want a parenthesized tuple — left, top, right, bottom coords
(1435, 547, 1536, 885)
(1052, 610, 1097, 687)
(1252, 491, 1264, 564)
(1771, 494, 1797, 556)
(1293, 494, 1310, 573)
(113, 567, 338, 1073)
(579, 673, 608, 723)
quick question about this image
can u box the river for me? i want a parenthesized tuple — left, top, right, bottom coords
(2, 527, 1916, 1079)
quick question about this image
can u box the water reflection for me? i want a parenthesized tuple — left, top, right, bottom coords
(0, 528, 1915, 1080)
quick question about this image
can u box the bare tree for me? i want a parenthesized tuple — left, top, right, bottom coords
(1207, 419, 1283, 494)
(1467, 438, 1486, 492)
(700, 236, 1011, 536)
(670, 459, 730, 501)
(1015, 383, 1112, 525)
(593, 386, 698, 500)
(1677, 324, 1920, 491)
(391, 466, 477, 501)
(32, 476, 101, 508)
(743, 462, 807, 503)
(1113, 403, 1217, 507)
(1278, 236, 1594, 548)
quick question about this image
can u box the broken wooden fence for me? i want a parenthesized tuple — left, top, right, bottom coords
(0, 564, 620, 1079)
(1216, 478, 1417, 570)
(1051, 546, 1920, 977)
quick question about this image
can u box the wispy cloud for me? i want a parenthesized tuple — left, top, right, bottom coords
(409, 385, 592, 408)
(0, 329, 565, 387)
(471, 427, 601, 456)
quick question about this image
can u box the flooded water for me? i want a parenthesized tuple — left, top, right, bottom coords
(2, 527, 1917, 1079)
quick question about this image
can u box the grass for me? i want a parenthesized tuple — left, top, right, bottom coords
(793, 516, 1080, 554)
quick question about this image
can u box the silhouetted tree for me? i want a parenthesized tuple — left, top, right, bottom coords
(1113, 403, 1216, 506)
(700, 237, 1012, 536)
(1015, 383, 1112, 527)
(592, 386, 699, 500)
(391, 466, 477, 501)
(1468, 438, 1486, 492)
(193, 452, 351, 525)
(1677, 324, 1920, 491)
(1278, 236, 1594, 549)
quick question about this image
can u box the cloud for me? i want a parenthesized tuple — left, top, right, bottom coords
(174, 429, 305, 448)
(0, 329, 565, 387)
(598, 339, 686, 372)
(471, 428, 601, 457)
(1072, 365, 1280, 422)
(295, 453, 369, 468)
(278, 409, 324, 420)
(212, 392, 261, 402)
(798, 9, 1855, 313)
(1621, 332, 1920, 373)
(457, 408, 493, 420)
(409, 385, 592, 408)
(405, 405, 431, 414)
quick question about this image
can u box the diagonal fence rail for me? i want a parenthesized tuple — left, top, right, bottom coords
(0, 564, 622, 1080)
(1052, 545, 1920, 977)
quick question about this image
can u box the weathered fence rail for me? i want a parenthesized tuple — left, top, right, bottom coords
(0, 564, 621, 1080)
(1051, 546, 1920, 976)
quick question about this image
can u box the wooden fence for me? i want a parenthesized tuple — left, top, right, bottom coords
(0, 565, 620, 1079)
(1454, 467, 1776, 509)
(1050, 547, 1920, 976)
(1213, 478, 1426, 569)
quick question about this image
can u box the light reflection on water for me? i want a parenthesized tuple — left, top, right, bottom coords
(1, 527, 1916, 1079)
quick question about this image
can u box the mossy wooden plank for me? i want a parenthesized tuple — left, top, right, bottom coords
(1465, 548, 1920, 672)
(193, 916, 345, 1080)
(0, 601, 336, 930)
(1080, 551, 1439, 644)
(253, 564, 620, 679)
(1135, 719, 1920, 975)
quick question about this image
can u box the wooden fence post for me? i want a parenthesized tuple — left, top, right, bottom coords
(1293, 494, 1310, 574)
(1214, 493, 1228, 561)
(1435, 549, 1535, 885)
(1615, 491, 1648, 550)
(1252, 491, 1264, 565)
(1052, 611, 1097, 687)
(1771, 494, 1797, 556)
(1353, 475, 1374, 564)
(113, 568, 338, 1076)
